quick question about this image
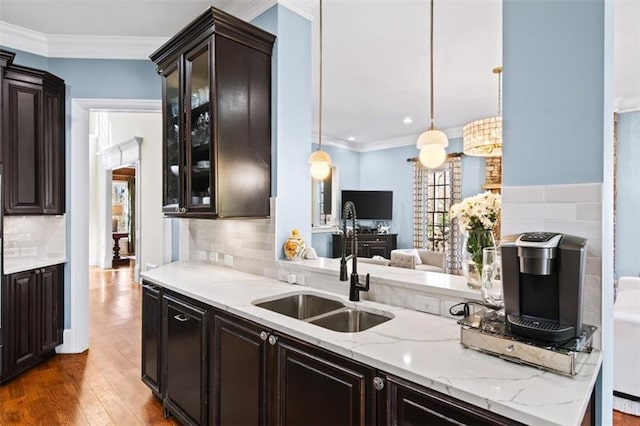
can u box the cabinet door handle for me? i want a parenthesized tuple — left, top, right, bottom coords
(259, 331, 269, 341)
(173, 314, 189, 322)
(268, 335, 278, 346)
(373, 376, 385, 391)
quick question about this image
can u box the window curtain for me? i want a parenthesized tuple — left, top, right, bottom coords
(412, 154, 463, 274)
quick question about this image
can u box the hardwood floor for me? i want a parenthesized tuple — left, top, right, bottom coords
(0, 265, 175, 425)
(0, 265, 638, 425)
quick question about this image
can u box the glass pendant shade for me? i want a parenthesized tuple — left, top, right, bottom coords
(418, 144, 447, 169)
(308, 150, 332, 180)
(416, 128, 449, 149)
(462, 116, 502, 157)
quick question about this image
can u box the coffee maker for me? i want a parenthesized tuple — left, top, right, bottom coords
(501, 232, 587, 345)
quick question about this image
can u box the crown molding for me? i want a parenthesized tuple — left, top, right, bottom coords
(47, 34, 167, 60)
(0, 21, 49, 56)
(0, 20, 168, 60)
(225, 0, 278, 22)
(0, 0, 316, 60)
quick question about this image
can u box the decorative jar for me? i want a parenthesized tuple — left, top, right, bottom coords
(284, 229, 306, 261)
(461, 229, 496, 289)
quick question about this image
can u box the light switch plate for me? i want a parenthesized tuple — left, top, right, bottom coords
(224, 255, 233, 267)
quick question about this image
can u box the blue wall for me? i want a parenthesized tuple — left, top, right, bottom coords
(311, 139, 486, 256)
(502, 0, 605, 186)
(616, 111, 640, 278)
(5, 48, 161, 328)
(253, 5, 313, 256)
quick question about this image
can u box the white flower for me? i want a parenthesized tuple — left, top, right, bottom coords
(449, 191, 501, 232)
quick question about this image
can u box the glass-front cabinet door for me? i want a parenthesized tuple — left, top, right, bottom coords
(184, 43, 214, 214)
(163, 63, 182, 213)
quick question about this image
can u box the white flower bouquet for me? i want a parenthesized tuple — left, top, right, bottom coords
(449, 191, 501, 232)
(450, 191, 501, 287)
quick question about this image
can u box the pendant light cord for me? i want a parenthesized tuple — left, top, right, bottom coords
(429, 0, 435, 130)
(318, 0, 324, 151)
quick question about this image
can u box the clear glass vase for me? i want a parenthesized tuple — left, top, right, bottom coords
(461, 229, 496, 289)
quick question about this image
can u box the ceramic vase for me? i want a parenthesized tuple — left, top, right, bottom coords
(284, 230, 306, 261)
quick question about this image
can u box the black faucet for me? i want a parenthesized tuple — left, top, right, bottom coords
(340, 201, 370, 301)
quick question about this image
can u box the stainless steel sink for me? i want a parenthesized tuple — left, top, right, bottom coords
(253, 294, 344, 320)
(309, 308, 392, 333)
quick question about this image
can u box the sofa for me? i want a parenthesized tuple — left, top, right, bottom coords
(389, 249, 445, 273)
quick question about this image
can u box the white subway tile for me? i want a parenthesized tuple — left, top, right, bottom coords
(544, 220, 601, 239)
(500, 219, 546, 237)
(544, 183, 601, 203)
(586, 257, 602, 276)
(576, 202, 602, 221)
(501, 185, 545, 203)
(502, 203, 577, 220)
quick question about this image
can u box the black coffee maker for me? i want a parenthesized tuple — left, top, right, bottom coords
(501, 232, 588, 345)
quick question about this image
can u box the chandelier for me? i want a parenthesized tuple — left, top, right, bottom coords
(463, 66, 503, 157)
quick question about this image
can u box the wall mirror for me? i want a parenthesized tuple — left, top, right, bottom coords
(311, 165, 338, 228)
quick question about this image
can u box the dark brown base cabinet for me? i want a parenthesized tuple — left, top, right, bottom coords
(141, 283, 162, 397)
(1, 264, 64, 383)
(382, 374, 524, 426)
(142, 282, 525, 426)
(163, 293, 209, 425)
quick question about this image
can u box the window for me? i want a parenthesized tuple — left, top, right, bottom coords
(425, 170, 451, 251)
(413, 155, 462, 273)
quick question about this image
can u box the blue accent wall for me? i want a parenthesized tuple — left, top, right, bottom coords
(615, 111, 640, 278)
(502, 0, 605, 186)
(253, 5, 312, 256)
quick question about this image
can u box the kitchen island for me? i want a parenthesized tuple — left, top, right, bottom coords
(141, 261, 600, 426)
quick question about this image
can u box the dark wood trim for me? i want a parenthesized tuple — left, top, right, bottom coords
(150, 6, 275, 70)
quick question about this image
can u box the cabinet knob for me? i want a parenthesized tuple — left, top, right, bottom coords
(259, 331, 269, 341)
(268, 335, 278, 346)
(373, 377, 385, 391)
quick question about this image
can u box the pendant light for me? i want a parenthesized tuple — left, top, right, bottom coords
(308, 0, 332, 180)
(462, 66, 503, 156)
(417, 0, 448, 169)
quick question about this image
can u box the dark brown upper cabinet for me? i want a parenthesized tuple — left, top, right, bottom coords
(1, 50, 65, 215)
(150, 7, 275, 218)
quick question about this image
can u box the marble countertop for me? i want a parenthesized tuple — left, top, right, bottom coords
(3, 256, 67, 274)
(279, 257, 481, 300)
(141, 261, 601, 426)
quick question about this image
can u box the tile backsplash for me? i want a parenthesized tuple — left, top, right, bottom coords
(182, 198, 279, 278)
(501, 183, 603, 348)
(3, 215, 67, 259)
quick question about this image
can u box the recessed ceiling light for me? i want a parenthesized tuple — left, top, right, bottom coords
(403, 117, 413, 124)
(347, 136, 356, 142)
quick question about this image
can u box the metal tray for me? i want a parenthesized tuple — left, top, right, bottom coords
(458, 308, 596, 376)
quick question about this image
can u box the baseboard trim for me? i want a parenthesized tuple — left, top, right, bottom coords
(56, 329, 89, 354)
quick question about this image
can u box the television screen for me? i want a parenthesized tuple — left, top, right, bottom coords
(341, 190, 393, 220)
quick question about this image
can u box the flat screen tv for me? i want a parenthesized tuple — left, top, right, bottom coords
(341, 190, 393, 220)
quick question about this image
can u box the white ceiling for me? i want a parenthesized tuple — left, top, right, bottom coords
(1, 0, 637, 150)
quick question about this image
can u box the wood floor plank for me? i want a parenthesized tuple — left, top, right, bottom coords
(0, 265, 176, 425)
